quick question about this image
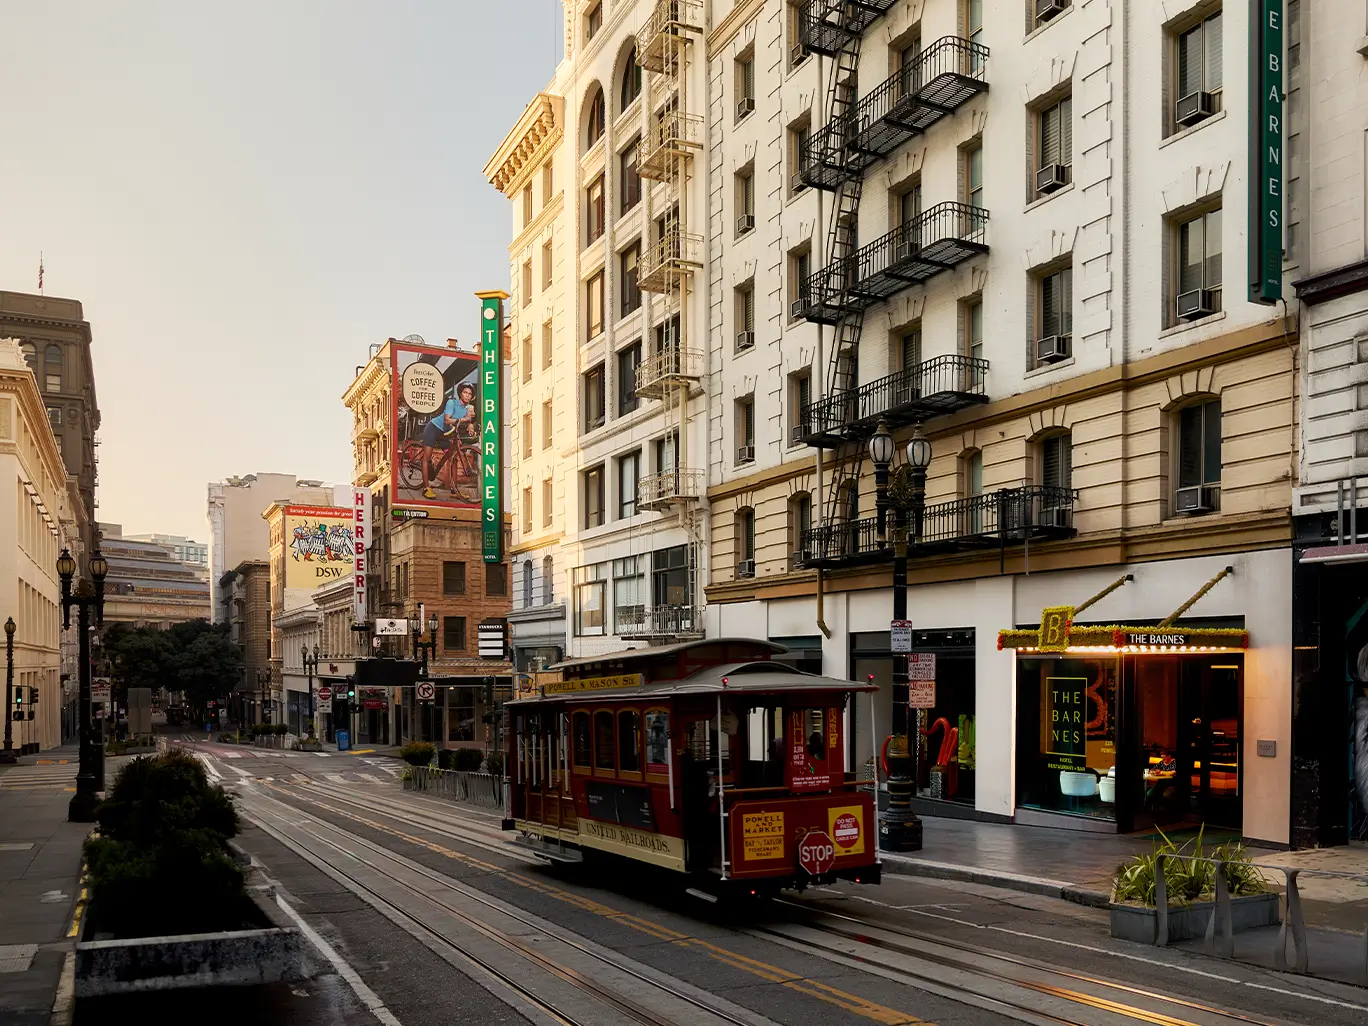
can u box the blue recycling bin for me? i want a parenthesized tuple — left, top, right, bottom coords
(336, 729, 350, 752)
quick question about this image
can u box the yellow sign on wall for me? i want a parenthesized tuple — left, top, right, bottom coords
(543, 673, 643, 696)
(1038, 605, 1075, 652)
(741, 811, 785, 861)
(283, 506, 356, 591)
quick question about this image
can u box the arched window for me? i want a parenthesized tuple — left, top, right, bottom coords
(1173, 397, 1222, 514)
(542, 555, 554, 604)
(523, 559, 534, 608)
(43, 345, 61, 393)
(585, 86, 606, 148)
(620, 49, 642, 110)
(19, 343, 37, 371)
(736, 507, 756, 577)
(788, 491, 812, 566)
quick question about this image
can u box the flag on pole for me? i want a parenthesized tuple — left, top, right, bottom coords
(37, 253, 43, 294)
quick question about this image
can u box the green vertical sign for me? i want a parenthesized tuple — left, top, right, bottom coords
(477, 290, 506, 563)
(1248, 0, 1283, 304)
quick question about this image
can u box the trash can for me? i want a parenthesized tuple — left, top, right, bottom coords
(336, 729, 350, 752)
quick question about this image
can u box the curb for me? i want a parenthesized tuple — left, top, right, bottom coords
(879, 855, 1112, 908)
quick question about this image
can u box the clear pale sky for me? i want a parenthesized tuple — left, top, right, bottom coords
(0, 2, 560, 541)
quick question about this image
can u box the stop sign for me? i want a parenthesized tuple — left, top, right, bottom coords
(797, 830, 835, 875)
(317, 686, 332, 702)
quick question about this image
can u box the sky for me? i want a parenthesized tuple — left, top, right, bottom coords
(0, 2, 562, 541)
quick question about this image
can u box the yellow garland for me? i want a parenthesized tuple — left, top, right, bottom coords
(997, 624, 1249, 651)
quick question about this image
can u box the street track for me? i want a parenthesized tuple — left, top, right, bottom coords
(242, 786, 772, 1026)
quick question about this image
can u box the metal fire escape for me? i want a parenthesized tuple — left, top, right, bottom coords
(629, 0, 705, 640)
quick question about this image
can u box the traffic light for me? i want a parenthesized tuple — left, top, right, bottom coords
(28, 687, 38, 706)
(346, 685, 355, 700)
(483, 676, 494, 706)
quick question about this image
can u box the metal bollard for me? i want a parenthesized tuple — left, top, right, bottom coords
(1155, 853, 1169, 947)
(1205, 859, 1234, 959)
(1276, 869, 1309, 974)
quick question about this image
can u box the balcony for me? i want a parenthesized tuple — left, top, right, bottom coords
(800, 0, 898, 58)
(800, 38, 989, 192)
(638, 468, 703, 510)
(798, 486, 1077, 569)
(638, 228, 703, 292)
(798, 202, 988, 324)
(355, 469, 379, 487)
(352, 422, 379, 443)
(636, 345, 702, 398)
(797, 355, 989, 447)
(638, 109, 703, 181)
(618, 603, 704, 640)
(638, 0, 704, 73)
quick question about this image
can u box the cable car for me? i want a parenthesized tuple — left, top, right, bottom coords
(503, 638, 881, 895)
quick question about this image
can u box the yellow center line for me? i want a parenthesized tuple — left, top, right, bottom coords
(259, 783, 927, 1026)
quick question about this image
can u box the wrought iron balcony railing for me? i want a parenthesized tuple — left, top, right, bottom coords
(638, 0, 704, 73)
(798, 202, 988, 324)
(638, 109, 703, 181)
(800, 0, 899, 58)
(638, 468, 703, 510)
(618, 603, 704, 638)
(798, 486, 1077, 568)
(636, 346, 703, 398)
(638, 228, 702, 292)
(797, 355, 989, 446)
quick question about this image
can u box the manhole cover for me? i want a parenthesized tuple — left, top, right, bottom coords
(0, 944, 38, 973)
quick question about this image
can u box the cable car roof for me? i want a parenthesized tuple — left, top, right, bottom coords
(546, 637, 788, 673)
(510, 660, 876, 705)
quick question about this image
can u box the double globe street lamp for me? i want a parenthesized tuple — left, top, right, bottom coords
(58, 547, 107, 823)
(869, 420, 931, 852)
(2, 617, 16, 764)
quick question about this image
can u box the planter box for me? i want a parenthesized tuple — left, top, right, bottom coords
(107, 745, 155, 756)
(1110, 892, 1281, 944)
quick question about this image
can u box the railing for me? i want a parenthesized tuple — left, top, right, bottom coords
(636, 345, 702, 393)
(638, 0, 704, 72)
(638, 228, 703, 292)
(639, 468, 704, 507)
(404, 764, 505, 811)
(618, 604, 704, 638)
(638, 109, 704, 180)
(849, 37, 988, 142)
(800, 354, 988, 438)
(800, 0, 898, 57)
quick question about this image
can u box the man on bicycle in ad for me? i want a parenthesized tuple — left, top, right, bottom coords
(420, 382, 477, 500)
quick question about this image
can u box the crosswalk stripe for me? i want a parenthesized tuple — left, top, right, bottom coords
(225, 753, 242, 759)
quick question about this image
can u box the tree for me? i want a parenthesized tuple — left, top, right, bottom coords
(103, 624, 172, 703)
(167, 621, 242, 711)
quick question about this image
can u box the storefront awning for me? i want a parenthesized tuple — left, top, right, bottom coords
(1299, 543, 1368, 565)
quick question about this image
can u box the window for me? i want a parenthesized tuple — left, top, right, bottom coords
(19, 343, 37, 371)
(486, 563, 509, 596)
(620, 243, 641, 316)
(736, 168, 755, 232)
(654, 431, 678, 478)
(966, 0, 984, 69)
(586, 176, 605, 245)
(522, 485, 533, 533)
(542, 319, 553, 369)
(898, 183, 922, 227)
(787, 2, 810, 67)
(1035, 95, 1073, 195)
(735, 282, 755, 350)
(584, 364, 605, 431)
(735, 53, 755, 119)
(736, 397, 755, 465)
(522, 411, 533, 457)
(651, 544, 691, 611)
(584, 465, 605, 528)
(1041, 433, 1072, 490)
(1176, 11, 1223, 119)
(586, 272, 604, 338)
(574, 563, 607, 635)
(789, 246, 811, 320)
(964, 143, 983, 208)
(964, 451, 984, 499)
(1175, 207, 1223, 318)
(542, 239, 553, 290)
(586, 87, 606, 147)
(586, 2, 602, 41)
(443, 561, 466, 595)
(964, 299, 984, 362)
(542, 399, 554, 449)
(617, 342, 641, 415)
(522, 184, 533, 226)
(443, 616, 467, 652)
(789, 119, 811, 193)
(1038, 267, 1073, 340)
(618, 710, 641, 773)
(523, 559, 534, 607)
(522, 335, 533, 383)
(613, 556, 645, 631)
(542, 555, 555, 603)
(736, 507, 756, 569)
(621, 49, 642, 109)
(594, 710, 615, 771)
(654, 314, 680, 354)
(47, 406, 61, 430)
(572, 711, 592, 767)
(788, 492, 812, 563)
(788, 371, 811, 444)
(617, 450, 640, 518)
(522, 260, 532, 307)
(542, 160, 554, 203)
(900, 327, 922, 372)
(543, 478, 554, 528)
(897, 39, 921, 95)
(1177, 398, 1222, 506)
(620, 139, 641, 213)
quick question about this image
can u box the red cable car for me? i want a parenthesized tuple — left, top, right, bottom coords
(503, 638, 882, 895)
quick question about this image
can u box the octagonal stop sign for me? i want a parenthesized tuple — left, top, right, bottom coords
(797, 830, 835, 876)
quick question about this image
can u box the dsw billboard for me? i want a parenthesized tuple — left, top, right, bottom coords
(284, 506, 356, 590)
(389, 342, 481, 510)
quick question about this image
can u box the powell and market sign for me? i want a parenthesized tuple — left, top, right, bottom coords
(477, 291, 507, 563)
(1248, 0, 1284, 305)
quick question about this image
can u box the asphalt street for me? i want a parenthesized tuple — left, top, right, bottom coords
(179, 736, 1368, 1026)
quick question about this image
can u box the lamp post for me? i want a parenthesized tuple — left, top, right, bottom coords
(301, 644, 319, 739)
(256, 667, 272, 725)
(411, 611, 438, 740)
(2, 617, 16, 764)
(58, 547, 107, 823)
(871, 422, 930, 852)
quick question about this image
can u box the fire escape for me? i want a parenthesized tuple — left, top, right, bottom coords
(625, 0, 705, 640)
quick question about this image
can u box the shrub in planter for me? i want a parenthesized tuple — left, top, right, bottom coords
(1112, 827, 1269, 906)
(436, 748, 454, 770)
(452, 747, 484, 771)
(484, 751, 505, 777)
(400, 741, 435, 767)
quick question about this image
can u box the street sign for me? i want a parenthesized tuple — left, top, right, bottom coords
(91, 679, 111, 704)
(416, 681, 436, 702)
(478, 619, 507, 660)
(375, 618, 408, 637)
(907, 653, 936, 679)
(317, 686, 333, 702)
(890, 620, 913, 653)
(908, 680, 936, 708)
(797, 830, 835, 876)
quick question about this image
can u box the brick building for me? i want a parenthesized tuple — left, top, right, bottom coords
(220, 559, 271, 724)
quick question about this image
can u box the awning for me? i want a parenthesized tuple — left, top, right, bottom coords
(1299, 543, 1368, 565)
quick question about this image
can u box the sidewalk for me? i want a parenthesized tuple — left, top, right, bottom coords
(0, 742, 87, 1026)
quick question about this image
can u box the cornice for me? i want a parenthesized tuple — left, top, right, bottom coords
(485, 93, 564, 195)
(708, 0, 765, 55)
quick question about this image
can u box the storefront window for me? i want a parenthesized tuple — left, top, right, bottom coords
(912, 649, 976, 805)
(644, 710, 669, 772)
(1015, 656, 1118, 821)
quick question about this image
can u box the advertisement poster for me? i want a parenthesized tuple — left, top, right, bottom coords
(389, 342, 481, 509)
(283, 506, 355, 590)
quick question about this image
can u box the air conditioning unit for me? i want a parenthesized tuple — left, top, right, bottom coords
(1174, 485, 1217, 514)
(1176, 289, 1217, 321)
(1175, 91, 1216, 127)
(736, 444, 755, 463)
(735, 330, 755, 352)
(790, 424, 808, 445)
(1035, 163, 1070, 194)
(737, 97, 755, 119)
(1035, 334, 1072, 363)
(1038, 506, 1073, 529)
(1036, 0, 1070, 22)
(790, 549, 812, 568)
(791, 172, 808, 193)
(736, 559, 756, 578)
(737, 214, 755, 234)
(790, 299, 809, 320)
(791, 43, 810, 66)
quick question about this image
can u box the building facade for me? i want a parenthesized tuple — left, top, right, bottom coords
(125, 533, 209, 575)
(221, 559, 272, 724)
(97, 525, 212, 627)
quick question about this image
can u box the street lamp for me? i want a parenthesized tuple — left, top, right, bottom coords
(256, 667, 272, 726)
(2, 617, 15, 764)
(58, 547, 107, 823)
(301, 644, 319, 739)
(411, 611, 438, 741)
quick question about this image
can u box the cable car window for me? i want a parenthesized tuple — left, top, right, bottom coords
(644, 709, 669, 772)
(594, 710, 616, 772)
(745, 705, 784, 786)
(807, 708, 825, 758)
(618, 710, 641, 772)
(572, 711, 591, 769)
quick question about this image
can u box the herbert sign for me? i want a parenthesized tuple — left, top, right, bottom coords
(797, 830, 836, 876)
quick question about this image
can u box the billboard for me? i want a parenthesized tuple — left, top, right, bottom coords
(389, 342, 481, 509)
(284, 505, 356, 590)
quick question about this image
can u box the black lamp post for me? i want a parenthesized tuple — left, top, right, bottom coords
(871, 422, 931, 852)
(411, 612, 438, 740)
(2, 617, 16, 764)
(59, 546, 107, 823)
(301, 644, 319, 739)
(257, 667, 271, 725)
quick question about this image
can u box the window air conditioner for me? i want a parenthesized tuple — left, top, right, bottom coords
(791, 43, 810, 66)
(1175, 91, 1216, 128)
(1035, 334, 1072, 363)
(735, 330, 755, 352)
(1035, 163, 1070, 194)
(791, 172, 808, 193)
(736, 444, 756, 464)
(736, 559, 756, 578)
(1176, 289, 1217, 321)
(1174, 485, 1217, 514)
(1036, 0, 1070, 22)
(1038, 506, 1073, 529)
(791, 549, 812, 568)
(737, 97, 755, 119)
(790, 423, 809, 445)
(790, 299, 809, 320)
(737, 214, 756, 234)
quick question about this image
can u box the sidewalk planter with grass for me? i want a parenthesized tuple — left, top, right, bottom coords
(400, 741, 435, 767)
(74, 749, 303, 995)
(104, 734, 155, 756)
(1109, 829, 1279, 943)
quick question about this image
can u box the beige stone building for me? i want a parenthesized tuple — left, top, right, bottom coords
(98, 525, 211, 627)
